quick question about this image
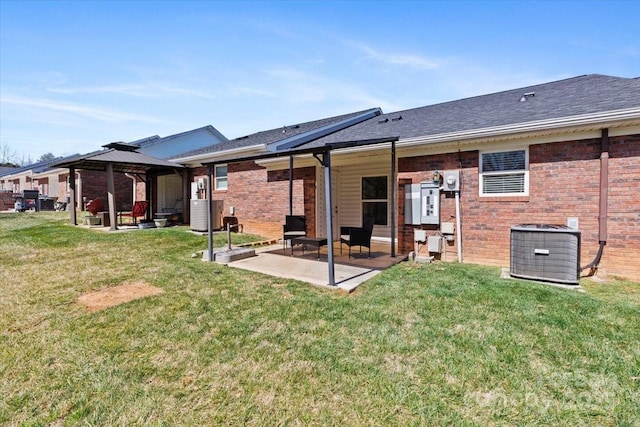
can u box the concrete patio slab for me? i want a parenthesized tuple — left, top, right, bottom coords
(226, 246, 381, 292)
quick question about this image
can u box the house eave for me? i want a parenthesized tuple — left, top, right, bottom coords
(397, 107, 640, 149)
(30, 167, 69, 179)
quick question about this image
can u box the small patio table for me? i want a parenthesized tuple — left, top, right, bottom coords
(291, 236, 327, 260)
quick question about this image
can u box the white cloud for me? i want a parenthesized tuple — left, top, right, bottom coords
(348, 42, 440, 70)
(229, 86, 278, 98)
(47, 81, 217, 100)
(48, 84, 151, 97)
(1, 95, 164, 124)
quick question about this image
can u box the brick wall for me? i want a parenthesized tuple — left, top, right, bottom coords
(603, 135, 640, 279)
(0, 191, 14, 211)
(398, 151, 475, 260)
(57, 170, 133, 211)
(398, 133, 640, 281)
(191, 162, 316, 238)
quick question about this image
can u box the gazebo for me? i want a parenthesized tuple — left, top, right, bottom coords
(53, 143, 186, 231)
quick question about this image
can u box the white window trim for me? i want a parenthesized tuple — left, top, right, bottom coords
(479, 147, 529, 197)
(214, 164, 228, 191)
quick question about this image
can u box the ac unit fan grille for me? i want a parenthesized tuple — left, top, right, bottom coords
(510, 224, 581, 285)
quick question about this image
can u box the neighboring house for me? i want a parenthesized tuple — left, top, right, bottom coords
(1, 125, 227, 214)
(171, 74, 640, 281)
(0, 152, 141, 211)
(128, 126, 228, 216)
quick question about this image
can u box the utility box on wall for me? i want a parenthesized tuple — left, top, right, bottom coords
(404, 184, 421, 225)
(404, 182, 441, 225)
(428, 235, 443, 253)
(443, 170, 460, 192)
(420, 182, 440, 224)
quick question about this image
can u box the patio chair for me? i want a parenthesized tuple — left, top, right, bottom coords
(223, 216, 243, 233)
(86, 198, 105, 216)
(118, 200, 149, 225)
(283, 215, 306, 250)
(340, 217, 375, 258)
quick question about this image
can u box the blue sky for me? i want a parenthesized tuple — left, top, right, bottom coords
(1, 0, 639, 163)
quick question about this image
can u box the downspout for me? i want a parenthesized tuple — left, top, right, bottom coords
(125, 173, 137, 203)
(581, 128, 609, 275)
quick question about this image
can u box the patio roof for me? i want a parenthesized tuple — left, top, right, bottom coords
(199, 136, 399, 165)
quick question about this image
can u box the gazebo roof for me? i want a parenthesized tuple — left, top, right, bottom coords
(53, 147, 184, 175)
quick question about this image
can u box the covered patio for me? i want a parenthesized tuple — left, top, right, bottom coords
(201, 137, 401, 287)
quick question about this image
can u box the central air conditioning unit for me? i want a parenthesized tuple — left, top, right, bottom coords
(190, 199, 223, 232)
(510, 224, 581, 285)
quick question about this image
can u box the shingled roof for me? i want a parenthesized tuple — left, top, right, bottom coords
(300, 74, 640, 149)
(171, 108, 381, 161)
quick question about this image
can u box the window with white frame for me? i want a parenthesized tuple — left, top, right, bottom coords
(479, 148, 529, 196)
(214, 164, 228, 191)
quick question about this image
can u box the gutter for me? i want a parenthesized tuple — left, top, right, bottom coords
(581, 128, 609, 275)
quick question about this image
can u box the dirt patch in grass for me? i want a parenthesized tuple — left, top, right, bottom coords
(77, 281, 164, 312)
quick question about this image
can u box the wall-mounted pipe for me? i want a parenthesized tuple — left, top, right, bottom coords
(455, 190, 462, 263)
(581, 128, 609, 275)
(125, 173, 137, 203)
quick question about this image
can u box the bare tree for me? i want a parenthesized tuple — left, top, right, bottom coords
(0, 141, 19, 167)
(17, 152, 34, 167)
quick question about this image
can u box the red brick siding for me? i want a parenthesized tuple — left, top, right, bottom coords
(191, 162, 316, 239)
(57, 170, 132, 210)
(398, 151, 475, 260)
(398, 133, 640, 281)
(603, 136, 640, 279)
(0, 191, 14, 210)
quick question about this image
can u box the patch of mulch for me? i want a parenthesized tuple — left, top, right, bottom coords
(77, 281, 164, 312)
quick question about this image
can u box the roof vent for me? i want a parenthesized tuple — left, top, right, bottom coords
(519, 92, 535, 102)
(378, 118, 389, 124)
(391, 116, 403, 121)
(282, 125, 301, 133)
(102, 142, 139, 152)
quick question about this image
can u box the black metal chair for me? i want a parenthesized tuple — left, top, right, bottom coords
(283, 215, 306, 250)
(340, 217, 375, 258)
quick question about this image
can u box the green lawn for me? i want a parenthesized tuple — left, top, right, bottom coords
(1, 212, 639, 426)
